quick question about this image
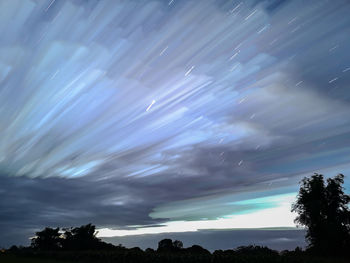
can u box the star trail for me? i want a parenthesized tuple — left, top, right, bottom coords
(0, 0, 350, 250)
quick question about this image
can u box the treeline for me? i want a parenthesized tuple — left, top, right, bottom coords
(3, 224, 348, 263)
(30, 223, 110, 251)
(2, 235, 337, 263)
(4, 239, 348, 263)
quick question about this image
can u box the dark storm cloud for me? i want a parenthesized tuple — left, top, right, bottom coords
(1, 0, 350, 247)
(0, 174, 166, 247)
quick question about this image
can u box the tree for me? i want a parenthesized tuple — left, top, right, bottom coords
(145, 248, 155, 253)
(31, 227, 61, 251)
(157, 238, 174, 252)
(62, 223, 101, 250)
(157, 239, 184, 252)
(292, 173, 350, 255)
(234, 245, 278, 256)
(185, 245, 210, 255)
(173, 240, 183, 250)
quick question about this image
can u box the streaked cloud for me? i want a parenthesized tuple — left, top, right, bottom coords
(0, 0, 350, 248)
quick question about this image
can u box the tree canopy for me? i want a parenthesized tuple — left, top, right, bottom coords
(292, 173, 350, 255)
(157, 239, 183, 252)
(31, 227, 61, 251)
(61, 223, 101, 250)
(31, 224, 112, 251)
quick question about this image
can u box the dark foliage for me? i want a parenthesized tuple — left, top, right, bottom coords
(292, 173, 350, 256)
(4, 238, 350, 263)
(30, 224, 114, 251)
(31, 227, 61, 251)
(184, 244, 210, 255)
(234, 245, 278, 256)
(157, 239, 183, 252)
(61, 223, 102, 250)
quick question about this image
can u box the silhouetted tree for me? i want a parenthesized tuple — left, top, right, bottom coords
(292, 173, 350, 255)
(157, 238, 174, 252)
(31, 227, 61, 251)
(234, 245, 278, 256)
(185, 245, 210, 255)
(173, 240, 183, 250)
(157, 239, 184, 252)
(61, 223, 101, 250)
(8, 245, 19, 252)
(145, 247, 155, 253)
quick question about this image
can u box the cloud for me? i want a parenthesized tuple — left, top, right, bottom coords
(1, 0, 350, 247)
(97, 193, 297, 237)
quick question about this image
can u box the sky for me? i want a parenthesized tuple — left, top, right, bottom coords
(0, 0, 350, 250)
